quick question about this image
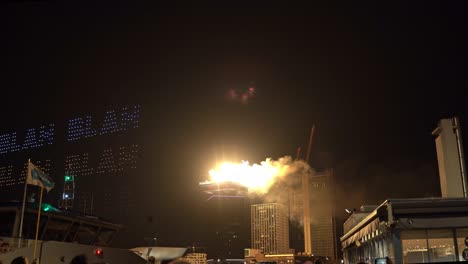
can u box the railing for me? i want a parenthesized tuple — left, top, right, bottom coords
(0, 236, 40, 254)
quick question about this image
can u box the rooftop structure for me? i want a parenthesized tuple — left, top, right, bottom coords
(341, 197, 468, 263)
(0, 201, 121, 246)
(0, 201, 187, 264)
(199, 181, 248, 200)
(432, 117, 468, 198)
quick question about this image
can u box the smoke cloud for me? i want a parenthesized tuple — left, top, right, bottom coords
(204, 156, 317, 224)
(205, 155, 313, 194)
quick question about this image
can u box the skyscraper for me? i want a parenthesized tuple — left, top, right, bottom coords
(309, 171, 336, 259)
(200, 182, 250, 260)
(287, 170, 336, 258)
(251, 203, 289, 255)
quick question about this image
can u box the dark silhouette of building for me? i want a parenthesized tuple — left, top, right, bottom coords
(200, 182, 251, 260)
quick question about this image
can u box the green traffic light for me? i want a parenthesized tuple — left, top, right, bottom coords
(65, 175, 74, 181)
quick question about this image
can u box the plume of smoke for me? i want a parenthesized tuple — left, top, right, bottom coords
(205, 156, 317, 224)
(250, 156, 316, 224)
(206, 156, 313, 194)
(258, 155, 312, 196)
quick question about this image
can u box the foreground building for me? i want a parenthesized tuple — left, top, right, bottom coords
(0, 201, 187, 264)
(341, 117, 468, 263)
(341, 198, 468, 263)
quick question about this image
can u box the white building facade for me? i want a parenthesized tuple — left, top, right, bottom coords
(251, 203, 289, 254)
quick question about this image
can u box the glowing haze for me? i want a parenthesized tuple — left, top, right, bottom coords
(203, 156, 311, 194)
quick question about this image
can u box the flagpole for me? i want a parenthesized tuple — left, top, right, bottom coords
(18, 159, 30, 246)
(33, 186, 43, 264)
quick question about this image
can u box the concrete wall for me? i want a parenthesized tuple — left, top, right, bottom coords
(434, 118, 465, 197)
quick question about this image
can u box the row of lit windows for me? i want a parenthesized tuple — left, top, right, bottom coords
(0, 125, 54, 154)
(67, 105, 140, 141)
(251, 203, 289, 254)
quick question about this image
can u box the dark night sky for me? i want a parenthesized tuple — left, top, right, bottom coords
(2, 2, 468, 247)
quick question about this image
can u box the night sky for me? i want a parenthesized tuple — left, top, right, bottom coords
(2, 2, 468, 249)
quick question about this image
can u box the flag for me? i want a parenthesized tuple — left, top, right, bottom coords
(27, 161, 55, 192)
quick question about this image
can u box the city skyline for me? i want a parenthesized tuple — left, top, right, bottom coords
(2, 2, 468, 255)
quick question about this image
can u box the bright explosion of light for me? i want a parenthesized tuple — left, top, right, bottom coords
(207, 159, 289, 194)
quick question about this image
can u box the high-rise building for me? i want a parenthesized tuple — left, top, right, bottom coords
(200, 182, 250, 260)
(287, 170, 336, 258)
(309, 171, 336, 259)
(251, 203, 289, 255)
(287, 183, 305, 253)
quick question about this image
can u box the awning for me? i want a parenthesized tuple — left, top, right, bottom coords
(341, 217, 380, 248)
